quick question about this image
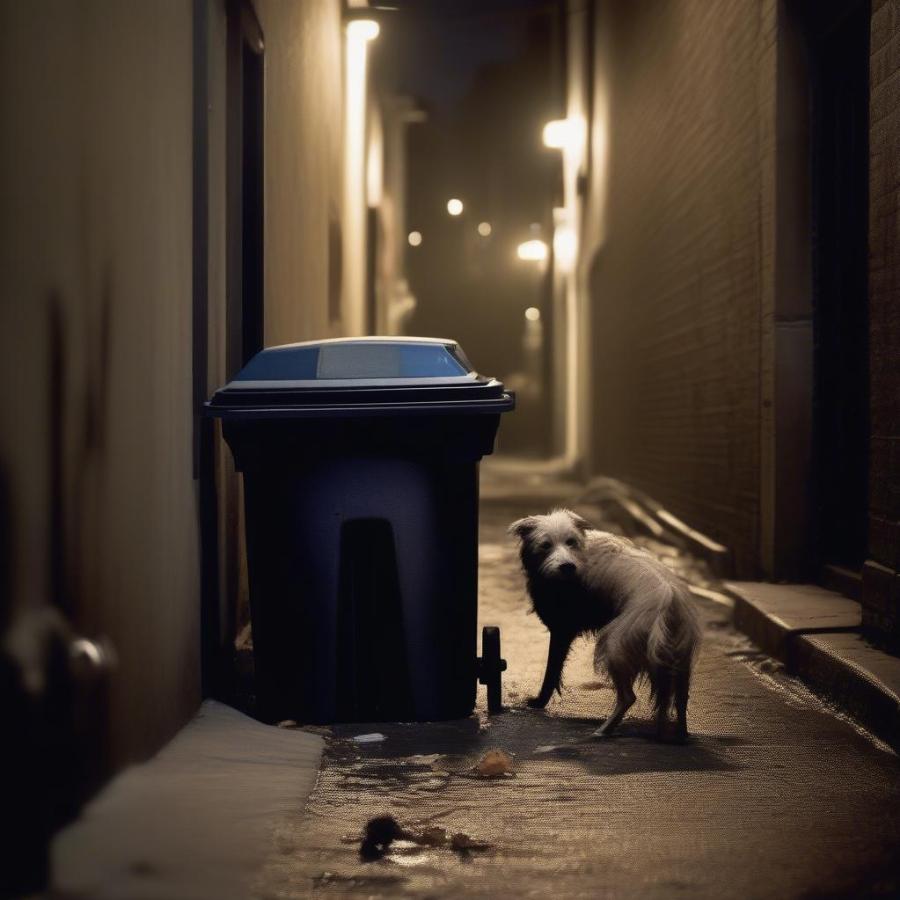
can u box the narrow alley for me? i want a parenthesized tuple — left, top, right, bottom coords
(2, 1, 900, 898)
(250, 470, 900, 899)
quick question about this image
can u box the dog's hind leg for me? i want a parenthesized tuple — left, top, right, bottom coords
(674, 668, 690, 741)
(528, 630, 575, 709)
(592, 667, 636, 738)
(653, 667, 674, 741)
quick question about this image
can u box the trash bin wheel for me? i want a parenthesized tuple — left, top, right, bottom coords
(477, 625, 507, 714)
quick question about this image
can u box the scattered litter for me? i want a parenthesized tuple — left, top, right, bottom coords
(351, 732, 387, 744)
(360, 815, 403, 860)
(357, 815, 493, 860)
(534, 744, 562, 754)
(450, 831, 493, 851)
(404, 753, 441, 765)
(276, 719, 298, 728)
(417, 826, 448, 846)
(474, 748, 514, 777)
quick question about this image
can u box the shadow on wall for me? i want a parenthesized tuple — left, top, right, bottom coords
(0, 286, 115, 897)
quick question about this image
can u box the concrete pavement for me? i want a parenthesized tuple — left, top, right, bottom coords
(254, 479, 900, 899)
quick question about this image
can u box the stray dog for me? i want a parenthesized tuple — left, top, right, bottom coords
(509, 509, 701, 741)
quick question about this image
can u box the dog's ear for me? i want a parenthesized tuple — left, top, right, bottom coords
(564, 509, 592, 533)
(508, 516, 538, 540)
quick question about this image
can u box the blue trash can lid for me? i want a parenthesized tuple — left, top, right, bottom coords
(205, 337, 515, 419)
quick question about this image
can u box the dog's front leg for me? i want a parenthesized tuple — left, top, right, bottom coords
(527, 630, 575, 709)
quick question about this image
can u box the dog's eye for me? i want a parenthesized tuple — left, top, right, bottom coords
(539, 540, 552, 552)
(565, 538, 579, 548)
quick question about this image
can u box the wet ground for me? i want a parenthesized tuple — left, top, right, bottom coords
(254, 473, 900, 899)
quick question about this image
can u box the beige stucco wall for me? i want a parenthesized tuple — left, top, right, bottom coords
(0, 0, 347, 773)
(253, 0, 345, 345)
(0, 0, 199, 768)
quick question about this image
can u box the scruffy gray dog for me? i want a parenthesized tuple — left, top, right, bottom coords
(509, 509, 702, 741)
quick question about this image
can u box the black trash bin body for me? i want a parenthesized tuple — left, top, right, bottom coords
(206, 337, 514, 724)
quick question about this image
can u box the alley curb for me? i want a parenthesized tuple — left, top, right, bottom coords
(727, 582, 900, 753)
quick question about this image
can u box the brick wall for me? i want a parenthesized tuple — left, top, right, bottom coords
(588, 0, 770, 576)
(863, 0, 900, 644)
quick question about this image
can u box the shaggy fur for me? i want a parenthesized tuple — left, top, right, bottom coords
(509, 509, 702, 741)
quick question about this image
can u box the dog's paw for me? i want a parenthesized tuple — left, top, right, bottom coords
(590, 727, 614, 740)
(526, 696, 548, 709)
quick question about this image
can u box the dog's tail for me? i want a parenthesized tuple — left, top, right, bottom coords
(646, 582, 702, 672)
(593, 579, 701, 674)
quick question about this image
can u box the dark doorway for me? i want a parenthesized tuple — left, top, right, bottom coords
(227, 0, 265, 377)
(804, 0, 870, 573)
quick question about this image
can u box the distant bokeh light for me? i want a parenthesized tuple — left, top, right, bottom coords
(477, 221, 492, 237)
(517, 239, 548, 261)
(542, 117, 584, 152)
(346, 19, 380, 41)
(408, 230, 423, 247)
(446, 198, 464, 216)
(553, 224, 577, 270)
(525, 307, 541, 321)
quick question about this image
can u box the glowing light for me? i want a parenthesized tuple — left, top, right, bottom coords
(477, 221, 492, 237)
(407, 230, 422, 247)
(346, 18, 380, 41)
(553, 224, 577, 271)
(525, 307, 541, 321)
(516, 239, 548, 262)
(446, 198, 463, 216)
(344, 14, 378, 333)
(542, 117, 585, 151)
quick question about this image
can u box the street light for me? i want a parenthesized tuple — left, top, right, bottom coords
(542, 117, 585, 152)
(343, 9, 381, 333)
(516, 239, 548, 262)
(553, 223, 577, 271)
(346, 18, 380, 40)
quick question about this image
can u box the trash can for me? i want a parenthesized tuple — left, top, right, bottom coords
(206, 337, 514, 724)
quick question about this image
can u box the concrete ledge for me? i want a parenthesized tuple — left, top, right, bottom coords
(727, 581, 861, 663)
(728, 582, 900, 752)
(794, 632, 900, 751)
(52, 700, 324, 899)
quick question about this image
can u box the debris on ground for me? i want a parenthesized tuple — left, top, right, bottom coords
(359, 815, 403, 860)
(417, 826, 449, 846)
(473, 748, 514, 777)
(351, 732, 387, 744)
(357, 815, 493, 860)
(276, 719, 298, 729)
(449, 832, 493, 851)
(403, 753, 442, 766)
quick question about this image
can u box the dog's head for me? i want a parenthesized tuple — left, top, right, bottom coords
(508, 509, 592, 581)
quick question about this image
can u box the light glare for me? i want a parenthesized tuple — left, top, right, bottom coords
(517, 239, 548, 262)
(554, 225, 577, 270)
(525, 307, 541, 321)
(477, 221, 492, 237)
(346, 19, 380, 41)
(408, 230, 422, 247)
(447, 198, 464, 216)
(542, 118, 584, 151)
